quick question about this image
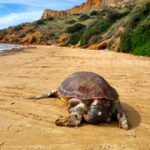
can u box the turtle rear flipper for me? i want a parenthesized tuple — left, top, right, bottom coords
(111, 100, 129, 130)
(28, 90, 58, 100)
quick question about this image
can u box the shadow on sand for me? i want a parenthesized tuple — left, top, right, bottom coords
(122, 102, 141, 129)
(81, 102, 141, 130)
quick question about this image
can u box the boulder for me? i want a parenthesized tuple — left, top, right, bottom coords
(88, 41, 107, 50)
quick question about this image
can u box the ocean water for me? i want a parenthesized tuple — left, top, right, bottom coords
(0, 43, 23, 51)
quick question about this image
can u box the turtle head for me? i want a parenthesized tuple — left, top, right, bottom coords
(83, 99, 111, 124)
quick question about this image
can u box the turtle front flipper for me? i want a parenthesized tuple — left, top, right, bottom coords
(67, 98, 82, 112)
(28, 90, 58, 100)
(56, 100, 87, 127)
(111, 100, 129, 130)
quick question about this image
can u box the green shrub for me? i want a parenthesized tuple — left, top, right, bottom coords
(44, 17, 54, 21)
(36, 17, 54, 25)
(66, 23, 86, 33)
(12, 25, 22, 31)
(130, 19, 150, 56)
(118, 3, 150, 56)
(141, 2, 150, 16)
(131, 41, 150, 56)
(67, 30, 84, 45)
(79, 14, 90, 21)
(66, 20, 76, 24)
(73, 13, 80, 16)
(118, 29, 132, 53)
(107, 9, 129, 21)
(80, 19, 113, 46)
(36, 19, 45, 25)
(90, 11, 98, 16)
(88, 35, 101, 45)
(67, 18, 113, 46)
(128, 2, 150, 29)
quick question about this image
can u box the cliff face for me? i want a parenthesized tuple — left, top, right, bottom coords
(42, 9, 68, 19)
(41, 0, 102, 19)
(0, 31, 4, 40)
(67, 0, 102, 13)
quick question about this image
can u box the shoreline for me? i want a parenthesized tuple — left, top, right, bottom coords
(0, 44, 36, 56)
(0, 43, 150, 61)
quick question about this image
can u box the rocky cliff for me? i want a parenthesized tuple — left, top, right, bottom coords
(67, 0, 102, 14)
(42, 9, 68, 19)
(41, 0, 102, 19)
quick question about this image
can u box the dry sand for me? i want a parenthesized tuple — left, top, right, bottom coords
(0, 45, 150, 150)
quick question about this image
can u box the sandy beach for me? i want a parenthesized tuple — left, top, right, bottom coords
(0, 45, 150, 150)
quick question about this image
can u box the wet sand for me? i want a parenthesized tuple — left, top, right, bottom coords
(0, 45, 150, 150)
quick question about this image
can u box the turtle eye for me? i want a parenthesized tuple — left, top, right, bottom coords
(74, 114, 78, 118)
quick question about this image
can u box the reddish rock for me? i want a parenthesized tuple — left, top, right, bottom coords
(58, 34, 71, 43)
(0, 31, 4, 40)
(41, 0, 102, 19)
(28, 36, 36, 44)
(20, 35, 36, 44)
(89, 41, 107, 50)
(68, 0, 102, 14)
(42, 10, 68, 19)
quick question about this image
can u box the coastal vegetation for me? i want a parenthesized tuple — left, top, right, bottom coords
(118, 2, 150, 56)
(66, 23, 86, 34)
(78, 14, 90, 21)
(0, 0, 149, 56)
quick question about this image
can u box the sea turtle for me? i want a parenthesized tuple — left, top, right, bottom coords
(31, 71, 129, 130)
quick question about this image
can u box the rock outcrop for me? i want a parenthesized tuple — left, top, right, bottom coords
(41, 0, 130, 19)
(42, 10, 67, 19)
(89, 41, 107, 50)
(67, 0, 102, 14)
(0, 30, 4, 40)
(41, 0, 102, 19)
